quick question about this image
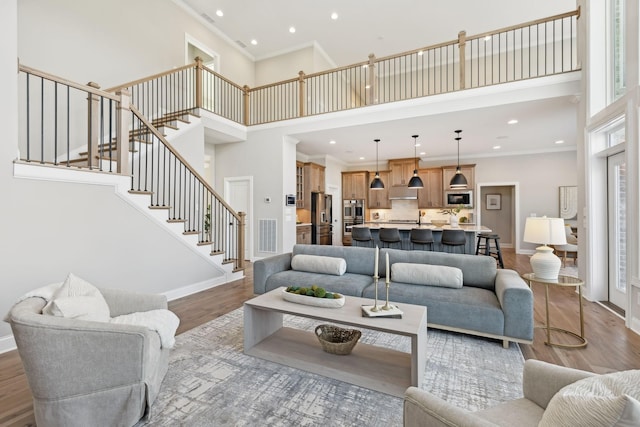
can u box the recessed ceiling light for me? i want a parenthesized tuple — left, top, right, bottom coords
(331, 12, 338, 20)
(508, 119, 518, 124)
(493, 145, 501, 150)
(365, 84, 371, 89)
(419, 151, 426, 156)
(417, 50, 424, 56)
(329, 140, 336, 144)
(555, 140, 565, 144)
(414, 143, 421, 147)
(359, 156, 365, 160)
(216, 10, 223, 17)
(289, 26, 296, 33)
(484, 35, 491, 42)
(251, 39, 257, 45)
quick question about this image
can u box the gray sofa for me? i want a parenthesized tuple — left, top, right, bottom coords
(7, 288, 170, 427)
(254, 244, 533, 346)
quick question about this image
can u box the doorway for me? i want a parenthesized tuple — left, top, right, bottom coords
(224, 176, 253, 261)
(607, 152, 626, 313)
(477, 183, 518, 250)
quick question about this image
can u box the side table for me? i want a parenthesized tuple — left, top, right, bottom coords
(521, 273, 587, 348)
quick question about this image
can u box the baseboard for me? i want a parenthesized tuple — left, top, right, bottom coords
(0, 334, 17, 354)
(163, 276, 229, 302)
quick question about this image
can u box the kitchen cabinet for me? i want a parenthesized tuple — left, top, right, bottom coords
(304, 162, 325, 194)
(389, 158, 418, 187)
(296, 225, 312, 244)
(296, 161, 304, 208)
(342, 171, 368, 200)
(368, 170, 391, 208)
(442, 164, 475, 190)
(417, 168, 443, 208)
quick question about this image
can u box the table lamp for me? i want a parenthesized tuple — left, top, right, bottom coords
(523, 216, 567, 280)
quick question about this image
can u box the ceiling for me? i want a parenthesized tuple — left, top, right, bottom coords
(179, 0, 579, 165)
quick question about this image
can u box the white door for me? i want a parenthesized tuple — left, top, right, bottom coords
(225, 177, 252, 260)
(607, 152, 626, 310)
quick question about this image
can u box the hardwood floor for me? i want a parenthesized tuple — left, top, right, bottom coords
(1, 251, 639, 426)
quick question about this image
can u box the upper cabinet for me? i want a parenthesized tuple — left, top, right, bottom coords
(296, 161, 304, 208)
(368, 170, 391, 209)
(389, 158, 417, 187)
(342, 171, 368, 200)
(417, 168, 443, 208)
(304, 162, 325, 194)
(442, 164, 475, 190)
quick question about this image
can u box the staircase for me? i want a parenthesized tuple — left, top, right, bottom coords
(16, 63, 246, 279)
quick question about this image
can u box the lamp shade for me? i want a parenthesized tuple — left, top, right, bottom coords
(449, 168, 468, 188)
(408, 171, 424, 188)
(523, 217, 567, 245)
(370, 173, 384, 189)
(523, 216, 567, 280)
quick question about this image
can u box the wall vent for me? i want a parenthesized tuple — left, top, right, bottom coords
(258, 219, 277, 253)
(200, 13, 215, 24)
(235, 40, 247, 48)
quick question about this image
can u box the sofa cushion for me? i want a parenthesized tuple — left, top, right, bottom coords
(391, 263, 463, 288)
(293, 244, 376, 276)
(291, 254, 347, 276)
(539, 370, 640, 427)
(43, 273, 110, 322)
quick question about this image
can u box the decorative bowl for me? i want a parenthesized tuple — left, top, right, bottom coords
(315, 324, 361, 355)
(282, 288, 345, 308)
(430, 219, 448, 227)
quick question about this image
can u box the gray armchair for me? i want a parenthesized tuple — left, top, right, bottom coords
(7, 287, 171, 427)
(403, 360, 594, 427)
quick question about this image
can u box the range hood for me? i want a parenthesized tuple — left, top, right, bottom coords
(388, 186, 418, 200)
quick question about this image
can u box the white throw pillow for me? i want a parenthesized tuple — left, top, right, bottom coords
(539, 370, 640, 427)
(291, 254, 347, 276)
(391, 263, 463, 288)
(42, 273, 110, 322)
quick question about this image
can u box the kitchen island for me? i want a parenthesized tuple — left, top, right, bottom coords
(352, 222, 491, 253)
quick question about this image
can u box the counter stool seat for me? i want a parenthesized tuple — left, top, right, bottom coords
(441, 229, 466, 254)
(351, 227, 373, 247)
(410, 228, 434, 251)
(379, 227, 402, 249)
(475, 233, 504, 268)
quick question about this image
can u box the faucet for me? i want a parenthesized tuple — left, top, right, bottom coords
(417, 210, 422, 225)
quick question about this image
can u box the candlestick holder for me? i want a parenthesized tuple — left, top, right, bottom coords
(370, 276, 380, 311)
(382, 281, 392, 310)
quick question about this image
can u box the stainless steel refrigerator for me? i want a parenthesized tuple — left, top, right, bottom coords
(311, 192, 332, 245)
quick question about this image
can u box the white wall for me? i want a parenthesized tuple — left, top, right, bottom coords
(255, 46, 315, 86)
(17, 0, 255, 88)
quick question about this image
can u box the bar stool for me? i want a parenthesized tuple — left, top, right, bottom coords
(409, 228, 434, 251)
(351, 227, 373, 247)
(441, 229, 466, 254)
(379, 227, 402, 249)
(475, 233, 504, 268)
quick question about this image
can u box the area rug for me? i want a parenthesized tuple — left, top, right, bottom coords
(141, 308, 524, 426)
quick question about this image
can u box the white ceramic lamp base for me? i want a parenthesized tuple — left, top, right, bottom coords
(530, 245, 561, 280)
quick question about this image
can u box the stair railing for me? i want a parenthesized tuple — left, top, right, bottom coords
(129, 105, 245, 272)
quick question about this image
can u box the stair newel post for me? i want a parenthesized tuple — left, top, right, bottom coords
(458, 31, 467, 90)
(243, 85, 250, 126)
(298, 71, 305, 118)
(87, 81, 101, 169)
(195, 56, 203, 110)
(367, 53, 377, 105)
(237, 211, 246, 270)
(116, 89, 131, 175)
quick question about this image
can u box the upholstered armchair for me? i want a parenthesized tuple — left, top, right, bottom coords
(7, 287, 171, 427)
(553, 224, 578, 266)
(404, 360, 594, 427)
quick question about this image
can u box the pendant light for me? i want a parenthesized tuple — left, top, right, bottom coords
(407, 134, 424, 188)
(370, 138, 384, 189)
(450, 129, 468, 189)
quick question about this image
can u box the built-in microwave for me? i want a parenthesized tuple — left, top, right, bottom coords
(444, 190, 473, 208)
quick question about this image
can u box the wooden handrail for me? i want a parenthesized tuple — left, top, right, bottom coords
(466, 9, 580, 42)
(247, 76, 300, 92)
(19, 64, 120, 101)
(105, 62, 196, 93)
(129, 105, 241, 221)
(201, 64, 246, 91)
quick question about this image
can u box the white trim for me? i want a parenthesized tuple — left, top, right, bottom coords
(0, 335, 17, 354)
(224, 176, 254, 261)
(476, 181, 521, 253)
(163, 276, 229, 302)
(185, 33, 220, 70)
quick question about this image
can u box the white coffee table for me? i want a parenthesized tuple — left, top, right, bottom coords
(243, 287, 427, 397)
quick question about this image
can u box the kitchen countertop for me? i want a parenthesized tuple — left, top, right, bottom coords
(354, 222, 491, 233)
(296, 222, 312, 226)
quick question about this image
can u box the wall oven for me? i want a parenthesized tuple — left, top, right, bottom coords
(444, 190, 473, 208)
(344, 199, 365, 220)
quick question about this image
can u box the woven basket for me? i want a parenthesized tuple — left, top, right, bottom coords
(314, 324, 361, 355)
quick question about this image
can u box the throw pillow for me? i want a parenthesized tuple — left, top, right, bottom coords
(42, 273, 110, 322)
(390, 263, 463, 288)
(539, 370, 640, 427)
(291, 254, 347, 276)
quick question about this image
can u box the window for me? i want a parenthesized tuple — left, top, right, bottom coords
(609, 0, 626, 102)
(607, 118, 625, 148)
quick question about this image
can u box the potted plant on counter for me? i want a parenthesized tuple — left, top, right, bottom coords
(439, 205, 464, 228)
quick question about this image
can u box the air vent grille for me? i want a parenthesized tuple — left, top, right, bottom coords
(235, 40, 247, 48)
(258, 219, 277, 253)
(200, 13, 215, 23)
